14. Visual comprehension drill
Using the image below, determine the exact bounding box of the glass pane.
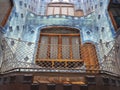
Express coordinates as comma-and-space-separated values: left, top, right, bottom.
68, 7, 74, 16
61, 7, 67, 15
62, 36, 70, 59
54, 7, 60, 15
47, 7, 54, 15
72, 36, 80, 59
50, 36, 58, 59
39, 36, 48, 59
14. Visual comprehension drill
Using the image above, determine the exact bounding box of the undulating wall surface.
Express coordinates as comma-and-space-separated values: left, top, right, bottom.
0, 0, 120, 75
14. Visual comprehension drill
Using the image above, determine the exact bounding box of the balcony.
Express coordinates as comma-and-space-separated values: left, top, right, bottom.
0, 37, 119, 77
36, 44, 83, 69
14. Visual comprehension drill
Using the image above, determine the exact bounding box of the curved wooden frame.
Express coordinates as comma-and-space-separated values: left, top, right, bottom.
81, 43, 99, 72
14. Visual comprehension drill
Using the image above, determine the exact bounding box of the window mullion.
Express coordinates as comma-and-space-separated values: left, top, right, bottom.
79, 35, 82, 59
53, 7, 55, 15
60, 5, 62, 15
67, 7, 68, 16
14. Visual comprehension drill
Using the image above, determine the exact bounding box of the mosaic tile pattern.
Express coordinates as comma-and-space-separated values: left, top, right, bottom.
0, 0, 120, 75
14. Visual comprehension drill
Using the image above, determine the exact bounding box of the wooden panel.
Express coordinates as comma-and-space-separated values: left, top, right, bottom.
33, 75, 85, 85
75, 10, 84, 17
81, 44, 90, 71
81, 43, 99, 72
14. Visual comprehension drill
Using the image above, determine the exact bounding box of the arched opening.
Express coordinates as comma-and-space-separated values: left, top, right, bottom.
81, 43, 99, 72
36, 26, 83, 69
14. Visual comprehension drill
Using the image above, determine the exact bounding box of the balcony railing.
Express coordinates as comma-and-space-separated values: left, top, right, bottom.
36, 43, 83, 69
0, 37, 120, 76
36, 59, 83, 69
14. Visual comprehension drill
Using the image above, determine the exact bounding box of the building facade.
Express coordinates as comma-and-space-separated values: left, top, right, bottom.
0, 0, 120, 90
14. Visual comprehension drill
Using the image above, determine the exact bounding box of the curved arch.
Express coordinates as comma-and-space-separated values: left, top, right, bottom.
52, 0, 70, 3
39, 25, 81, 31
81, 43, 99, 72
82, 40, 97, 45
35, 25, 82, 43
41, 26, 80, 33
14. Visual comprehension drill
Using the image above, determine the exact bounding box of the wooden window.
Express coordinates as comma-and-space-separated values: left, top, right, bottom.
46, 3, 74, 16
37, 27, 81, 60
36, 27, 99, 70
36, 27, 83, 68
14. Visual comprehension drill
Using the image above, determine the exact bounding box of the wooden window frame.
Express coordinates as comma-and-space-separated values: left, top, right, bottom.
37, 33, 80, 60
46, 3, 75, 16
36, 27, 84, 68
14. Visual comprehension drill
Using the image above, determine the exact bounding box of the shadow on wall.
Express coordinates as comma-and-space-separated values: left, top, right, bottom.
0, 0, 13, 26
108, 0, 120, 31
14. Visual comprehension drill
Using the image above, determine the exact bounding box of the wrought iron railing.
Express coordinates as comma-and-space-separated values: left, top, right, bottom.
36, 59, 83, 69
0, 37, 120, 76
36, 43, 83, 69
